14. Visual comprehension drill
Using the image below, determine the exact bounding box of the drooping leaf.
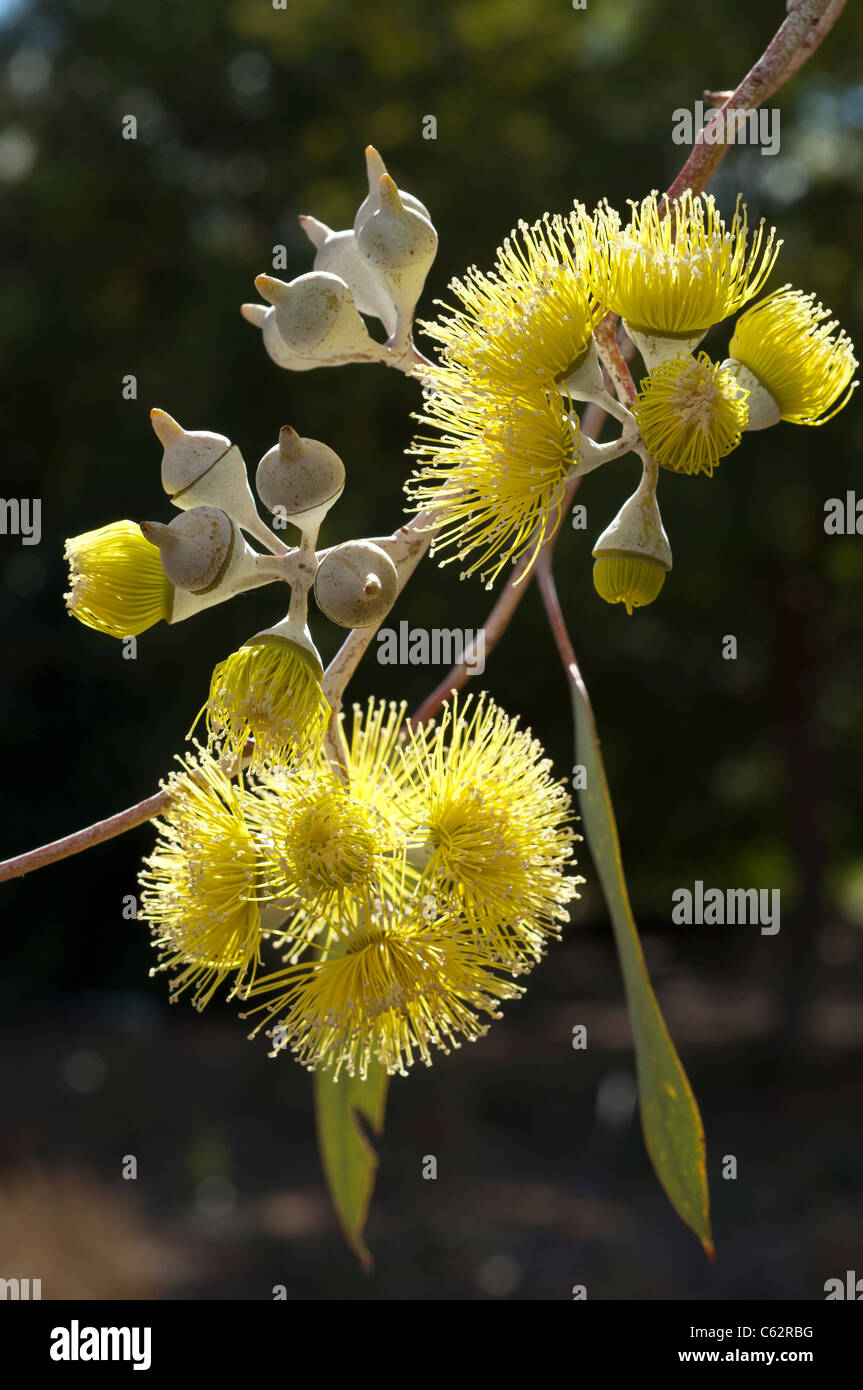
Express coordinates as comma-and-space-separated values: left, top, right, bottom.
567, 658, 713, 1256
314, 1059, 389, 1270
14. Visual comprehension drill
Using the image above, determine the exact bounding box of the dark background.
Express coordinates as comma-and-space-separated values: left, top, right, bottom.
0, 0, 861, 1299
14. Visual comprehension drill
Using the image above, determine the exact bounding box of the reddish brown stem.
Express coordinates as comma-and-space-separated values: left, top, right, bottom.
0, 791, 171, 885
667, 0, 839, 200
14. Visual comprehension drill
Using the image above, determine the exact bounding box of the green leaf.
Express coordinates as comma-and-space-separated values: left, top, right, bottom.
567, 660, 713, 1256
314, 1059, 389, 1270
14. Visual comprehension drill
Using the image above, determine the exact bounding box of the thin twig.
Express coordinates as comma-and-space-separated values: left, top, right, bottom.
0, 792, 172, 885
666, 0, 839, 200
536, 548, 577, 676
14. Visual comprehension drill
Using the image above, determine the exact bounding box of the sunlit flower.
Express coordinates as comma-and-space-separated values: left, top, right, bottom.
248, 764, 389, 912
633, 352, 749, 476
140, 749, 276, 1010
395, 694, 581, 968
334, 697, 409, 833
727, 286, 858, 425
64, 520, 172, 638
407, 384, 580, 587
205, 636, 330, 771
584, 191, 780, 336
419, 211, 601, 395
240, 867, 523, 1078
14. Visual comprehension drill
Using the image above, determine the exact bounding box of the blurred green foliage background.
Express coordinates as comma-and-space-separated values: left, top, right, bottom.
0, 0, 862, 1299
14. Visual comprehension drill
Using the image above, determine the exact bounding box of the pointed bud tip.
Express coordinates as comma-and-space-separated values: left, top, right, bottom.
139, 520, 172, 547
150, 409, 184, 445
278, 425, 305, 461
240, 302, 267, 327
254, 273, 290, 304
365, 144, 387, 185
378, 173, 403, 212
298, 214, 330, 248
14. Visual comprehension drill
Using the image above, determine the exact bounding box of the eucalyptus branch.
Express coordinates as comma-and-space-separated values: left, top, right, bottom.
536, 547, 578, 679
4, 0, 848, 886
666, 0, 839, 201
594, 315, 639, 409
0, 793, 173, 885
761, 0, 847, 100
0, 740, 256, 885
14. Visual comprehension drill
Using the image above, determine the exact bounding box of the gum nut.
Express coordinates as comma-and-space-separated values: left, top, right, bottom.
314, 540, 399, 628
356, 177, 438, 273
140, 506, 234, 592
150, 410, 231, 495
256, 427, 345, 518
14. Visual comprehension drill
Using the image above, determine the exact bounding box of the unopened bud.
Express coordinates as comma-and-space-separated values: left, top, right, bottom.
356, 174, 437, 320
241, 302, 323, 373
255, 270, 375, 360
150, 409, 271, 547
140, 507, 234, 593
353, 145, 430, 236
299, 216, 398, 336
314, 539, 399, 628
256, 427, 345, 528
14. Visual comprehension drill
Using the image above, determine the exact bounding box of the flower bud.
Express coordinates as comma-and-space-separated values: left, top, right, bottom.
591, 474, 672, 615
314, 540, 399, 628
255, 271, 376, 360
256, 426, 345, 529
140, 507, 234, 593
299, 216, 398, 336
353, 145, 430, 236
140, 508, 281, 624
356, 175, 437, 319
240, 301, 324, 373
150, 410, 273, 548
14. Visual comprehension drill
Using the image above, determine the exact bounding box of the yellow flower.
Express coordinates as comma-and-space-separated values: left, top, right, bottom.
395, 695, 581, 968
240, 868, 523, 1078
418, 211, 601, 394
728, 286, 858, 425
584, 191, 780, 336
593, 553, 666, 615
248, 764, 389, 912
139, 750, 277, 1010
64, 520, 172, 638
407, 384, 579, 588
205, 636, 330, 771
633, 352, 749, 477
